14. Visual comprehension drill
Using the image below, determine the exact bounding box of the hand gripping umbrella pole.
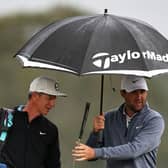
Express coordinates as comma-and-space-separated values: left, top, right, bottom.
73, 102, 90, 168
73, 79, 103, 167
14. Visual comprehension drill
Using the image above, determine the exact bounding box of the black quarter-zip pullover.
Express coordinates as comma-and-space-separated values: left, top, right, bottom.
1, 109, 61, 168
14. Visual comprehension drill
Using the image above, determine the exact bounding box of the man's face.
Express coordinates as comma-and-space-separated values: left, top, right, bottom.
35, 92, 56, 115
121, 89, 148, 113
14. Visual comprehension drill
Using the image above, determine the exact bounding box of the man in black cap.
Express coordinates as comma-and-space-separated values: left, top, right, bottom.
0, 76, 66, 168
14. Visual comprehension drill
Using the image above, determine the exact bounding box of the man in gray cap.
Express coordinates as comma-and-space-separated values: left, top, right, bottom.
0, 76, 66, 168
72, 75, 165, 168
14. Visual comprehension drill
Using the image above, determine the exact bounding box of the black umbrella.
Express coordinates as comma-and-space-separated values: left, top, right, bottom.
15, 9, 168, 114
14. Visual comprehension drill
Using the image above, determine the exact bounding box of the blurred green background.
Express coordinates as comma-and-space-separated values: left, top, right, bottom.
0, 5, 167, 168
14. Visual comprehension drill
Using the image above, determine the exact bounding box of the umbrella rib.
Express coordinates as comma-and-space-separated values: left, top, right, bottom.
79, 16, 104, 74
113, 16, 151, 71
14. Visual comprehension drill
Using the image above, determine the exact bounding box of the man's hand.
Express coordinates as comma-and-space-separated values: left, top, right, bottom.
93, 114, 105, 132
72, 142, 96, 161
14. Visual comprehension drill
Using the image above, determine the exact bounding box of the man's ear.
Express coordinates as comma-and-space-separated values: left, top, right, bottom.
31, 92, 39, 100
120, 90, 126, 98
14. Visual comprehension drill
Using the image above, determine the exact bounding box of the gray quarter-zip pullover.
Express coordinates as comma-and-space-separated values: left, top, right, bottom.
87, 104, 165, 168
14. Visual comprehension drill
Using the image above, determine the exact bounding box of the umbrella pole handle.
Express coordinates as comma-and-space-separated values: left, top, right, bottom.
78, 102, 90, 140
100, 75, 104, 115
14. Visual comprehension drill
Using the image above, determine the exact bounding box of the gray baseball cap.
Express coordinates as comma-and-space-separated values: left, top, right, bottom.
121, 76, 148, 93
29, 76, 67, 97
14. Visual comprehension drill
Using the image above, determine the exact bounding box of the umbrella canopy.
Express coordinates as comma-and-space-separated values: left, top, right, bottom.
15, 10, 168, 143
15, 10, 168, 78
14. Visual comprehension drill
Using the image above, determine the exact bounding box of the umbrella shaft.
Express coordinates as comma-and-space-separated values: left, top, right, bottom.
100, 75, 104, 115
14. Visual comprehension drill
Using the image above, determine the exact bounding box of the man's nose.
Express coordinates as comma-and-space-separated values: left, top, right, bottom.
50, 99, 56, 107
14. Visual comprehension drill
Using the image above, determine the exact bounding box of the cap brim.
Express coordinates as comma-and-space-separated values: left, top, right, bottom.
55, 92, 67, 97
30, 90, 67, 97
126, 87, 148, 93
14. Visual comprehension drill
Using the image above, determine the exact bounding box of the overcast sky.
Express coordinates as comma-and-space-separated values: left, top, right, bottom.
0, 0, 168, 38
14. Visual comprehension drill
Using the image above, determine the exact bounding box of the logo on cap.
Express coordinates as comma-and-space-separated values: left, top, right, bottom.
55, 82, 59, 91
132, 79, 139, 83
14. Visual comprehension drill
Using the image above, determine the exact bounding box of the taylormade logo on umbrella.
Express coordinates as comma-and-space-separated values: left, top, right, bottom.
92, 50, 168, 69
